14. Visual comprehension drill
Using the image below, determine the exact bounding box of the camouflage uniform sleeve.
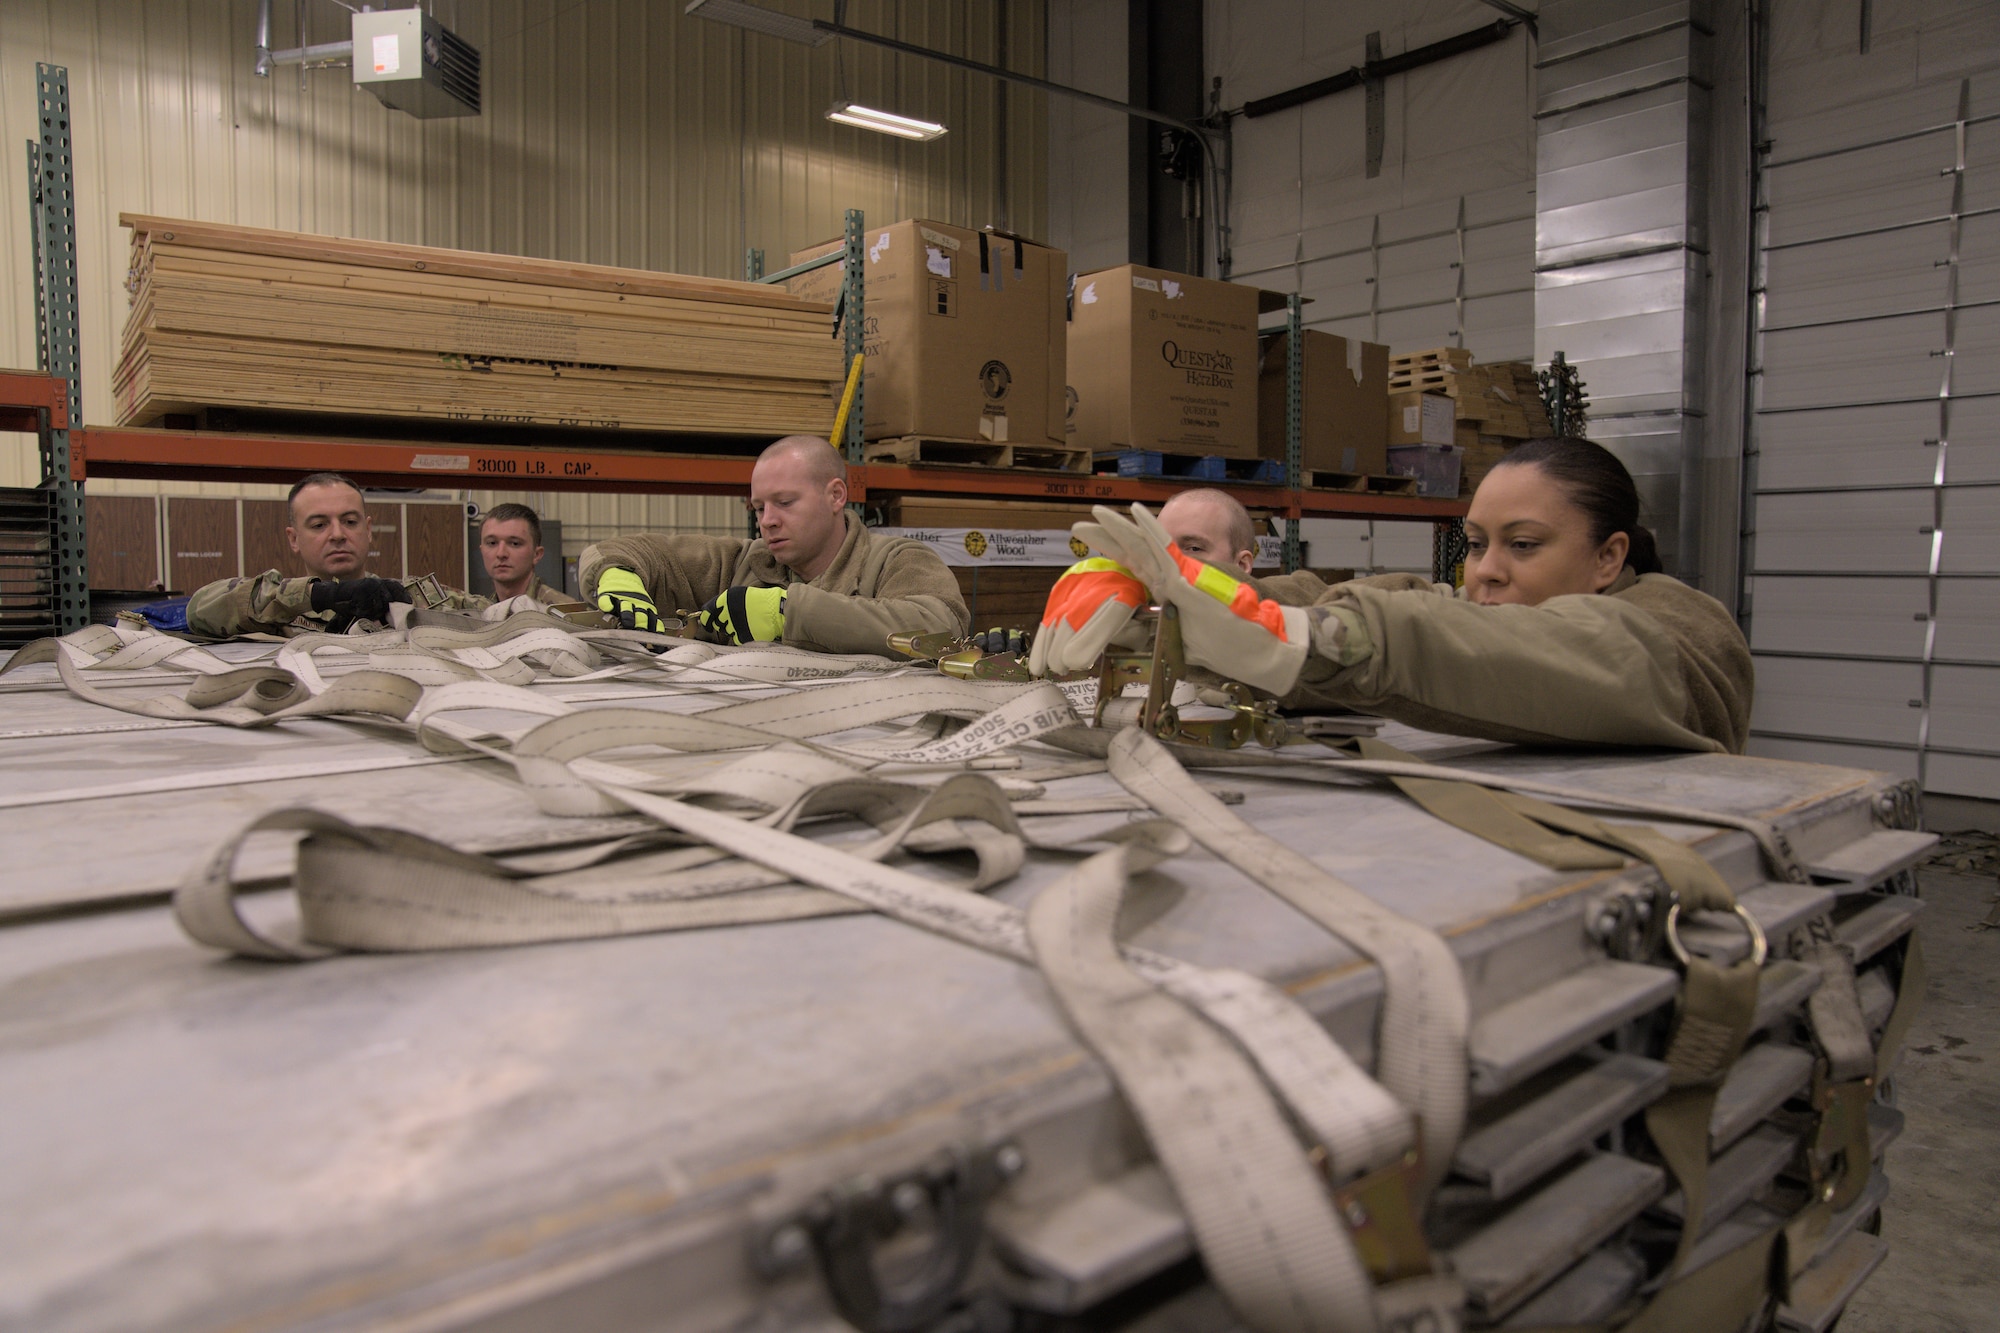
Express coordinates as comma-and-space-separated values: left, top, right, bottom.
530, 576, 569, 606
184, 571, 318, 638
432, 584, 492, 612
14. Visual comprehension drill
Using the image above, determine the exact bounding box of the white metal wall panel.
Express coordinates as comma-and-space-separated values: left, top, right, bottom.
1746, 1, 2000, 799
1746, 576, 1930, 659
1762, 224, 1952, 329
1963, 116, 2000, 214
1209, 1, 1537, 359
1755, 402, 1941, 490
1757, 313, 1948, 411
1926, 752, 2000, 799
1952, 211, 2000, 305
1376, 234, 1460, 310
1949, 302, 2000, 396
1751, 655, 1925, 748
1947, 393, 2000, 483
1762, 132, 1957, 248
1460, 291, 1534, 362
1752, 491, 1935, 574
1934, 579, 2000, 664
1747, 735, 1920, 783
1931, 665, 2000, 756
1938, 486, 2000, 574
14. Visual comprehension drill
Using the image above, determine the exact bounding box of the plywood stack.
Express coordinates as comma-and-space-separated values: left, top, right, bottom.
114, 215, 842, 437
1390, 349, 1555, 494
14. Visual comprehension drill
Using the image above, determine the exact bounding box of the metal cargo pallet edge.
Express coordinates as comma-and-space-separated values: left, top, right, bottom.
0, 636, 1930, 1333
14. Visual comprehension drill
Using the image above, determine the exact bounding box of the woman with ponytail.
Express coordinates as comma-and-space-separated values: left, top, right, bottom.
1065, 437, 1753, 753
1274, 435, 1752, 751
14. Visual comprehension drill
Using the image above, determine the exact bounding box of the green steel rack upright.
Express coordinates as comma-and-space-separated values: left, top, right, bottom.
28, 62, 86, 632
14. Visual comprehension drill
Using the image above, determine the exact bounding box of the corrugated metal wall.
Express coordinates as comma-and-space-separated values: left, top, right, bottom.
0, 0, 1047, 553
1210, 0, 1538, 360
1207, 0, 1536, 577
1742, 0, 2000, 800
1533, 1, 1712, 584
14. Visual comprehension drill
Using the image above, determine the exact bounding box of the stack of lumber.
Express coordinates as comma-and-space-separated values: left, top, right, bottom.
114, 215, 842, 436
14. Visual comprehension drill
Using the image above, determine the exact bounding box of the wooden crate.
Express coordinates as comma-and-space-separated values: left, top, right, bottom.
864, 436, 1092, 473
1302, 470, 1422, 497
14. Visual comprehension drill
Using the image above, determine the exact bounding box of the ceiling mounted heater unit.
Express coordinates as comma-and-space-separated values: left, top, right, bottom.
351, 7, 481, 119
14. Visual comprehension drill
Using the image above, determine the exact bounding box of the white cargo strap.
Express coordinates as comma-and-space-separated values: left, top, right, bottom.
1027, 836, 1378, 1333
1108, 730, 1467, 1192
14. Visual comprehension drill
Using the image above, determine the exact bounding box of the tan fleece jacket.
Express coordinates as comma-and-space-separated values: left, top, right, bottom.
579, 511, 968, 656
1279, 567, 1754, 753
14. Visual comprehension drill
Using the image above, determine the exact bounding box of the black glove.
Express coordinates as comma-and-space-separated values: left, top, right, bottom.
970, 625, 1029, 656
310, 577, 413, 628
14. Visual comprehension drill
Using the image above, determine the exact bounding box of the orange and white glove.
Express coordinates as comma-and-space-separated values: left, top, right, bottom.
1027, 557, 1150, 677
1087, 503, 1314, 695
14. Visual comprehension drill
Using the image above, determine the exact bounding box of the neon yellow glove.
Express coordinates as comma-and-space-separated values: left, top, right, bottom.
593, 566, 668, 632
1027, 557, 1150, 677
696, 585, 787, 644
1088, 503, 1315, 695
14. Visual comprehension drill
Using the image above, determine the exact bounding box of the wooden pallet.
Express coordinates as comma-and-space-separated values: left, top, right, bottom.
1389, 346, 1473, 374
1302, 470, 1421, 497
864, 436, 1093, 473
1093, 450, 1286, 484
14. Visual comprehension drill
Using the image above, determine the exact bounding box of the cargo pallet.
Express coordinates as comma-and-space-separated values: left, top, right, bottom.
1093, 449, 1287, 484
1303, 469, 1421, 497
863, 434, 1093, 474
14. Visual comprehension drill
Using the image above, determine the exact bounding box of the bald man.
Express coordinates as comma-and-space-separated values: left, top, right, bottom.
1030, 487, 1335, 676
579, 436, 968, 654
1158, 489, 1258, 577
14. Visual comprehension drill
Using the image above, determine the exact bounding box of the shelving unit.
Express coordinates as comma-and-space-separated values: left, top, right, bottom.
9, 125, 1466, 583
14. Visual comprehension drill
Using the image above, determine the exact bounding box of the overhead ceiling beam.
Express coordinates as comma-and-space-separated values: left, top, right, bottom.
1240, 18, 1519, 119
1476, 0, 1540, 28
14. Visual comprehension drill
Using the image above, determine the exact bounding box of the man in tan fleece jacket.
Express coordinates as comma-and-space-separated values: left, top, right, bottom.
580, 437, 968, 656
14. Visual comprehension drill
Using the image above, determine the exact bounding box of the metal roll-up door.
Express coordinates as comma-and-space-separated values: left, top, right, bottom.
1744, 65, 2000, 798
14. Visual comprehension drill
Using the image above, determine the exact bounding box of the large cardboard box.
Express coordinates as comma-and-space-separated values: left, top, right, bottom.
1066, 265, 1263, 459
785, 221, 1067, 447
1256, 331, 1388, 475
1389, 390, 1456, 445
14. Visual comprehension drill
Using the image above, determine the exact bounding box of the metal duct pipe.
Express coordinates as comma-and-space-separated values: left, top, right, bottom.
255, 0, 352, 76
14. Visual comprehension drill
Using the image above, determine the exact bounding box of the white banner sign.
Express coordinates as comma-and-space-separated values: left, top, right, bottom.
876, 527, 1287, 569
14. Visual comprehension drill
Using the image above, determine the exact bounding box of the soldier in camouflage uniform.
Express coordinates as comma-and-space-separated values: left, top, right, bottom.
185, 472, 487, 638
478, 502, 569, 607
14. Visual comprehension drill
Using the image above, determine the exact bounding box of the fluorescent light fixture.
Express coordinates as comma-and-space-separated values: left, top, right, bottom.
684, 0, 829, 47
826, 100, 947, 141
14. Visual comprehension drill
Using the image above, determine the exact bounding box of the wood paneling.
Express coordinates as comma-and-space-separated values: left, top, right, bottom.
242, 498, 401, 578
365, 504, 403, 581
405, 504, 467, 591
240, 500, 307, 580
954, 566, 1064, 633
163, 497, 238, 594
85, 495, 160, 590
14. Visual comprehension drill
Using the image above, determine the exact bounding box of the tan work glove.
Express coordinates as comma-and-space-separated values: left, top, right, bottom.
1026, 556, 1151, 677
1087, 503, 1317, 696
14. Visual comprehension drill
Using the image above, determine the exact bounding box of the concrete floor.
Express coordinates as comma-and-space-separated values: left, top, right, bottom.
1841, 865, 2000, 1333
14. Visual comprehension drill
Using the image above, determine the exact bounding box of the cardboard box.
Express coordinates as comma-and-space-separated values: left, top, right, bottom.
1256, 331, 1389, 475
1388, 443, 1463, 498
1389, 391, 1456, 445
785, 221, 1067, 447
1066, 265, 1264, 459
